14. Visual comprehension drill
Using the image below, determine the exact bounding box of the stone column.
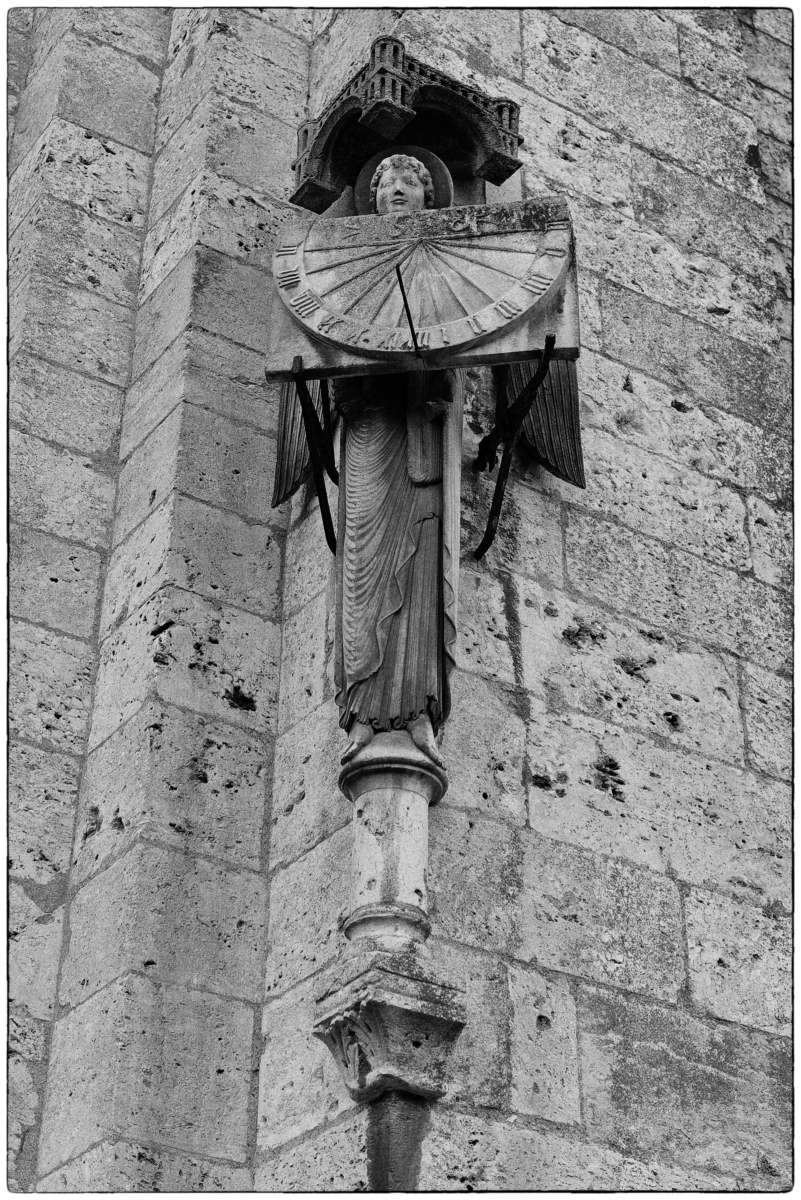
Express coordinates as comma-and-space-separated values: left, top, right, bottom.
340, 731, 446, 949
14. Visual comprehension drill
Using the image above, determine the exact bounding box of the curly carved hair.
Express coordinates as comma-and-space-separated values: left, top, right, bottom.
369, 154, 435, 212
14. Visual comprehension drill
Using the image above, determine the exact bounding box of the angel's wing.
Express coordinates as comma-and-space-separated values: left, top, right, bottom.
271, 377, 325, 508
510, 358, 585, 489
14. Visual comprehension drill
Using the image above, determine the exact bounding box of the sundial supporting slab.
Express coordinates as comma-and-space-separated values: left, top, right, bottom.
264, 196, 580, 379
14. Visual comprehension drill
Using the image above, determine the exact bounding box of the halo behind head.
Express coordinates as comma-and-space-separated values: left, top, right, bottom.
355, 146, 454, 215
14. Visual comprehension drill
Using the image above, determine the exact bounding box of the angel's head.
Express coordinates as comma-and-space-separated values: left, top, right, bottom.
370, 154, 435, 214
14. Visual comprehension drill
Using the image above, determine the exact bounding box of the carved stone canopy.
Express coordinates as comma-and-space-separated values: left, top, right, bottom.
291, 36, 524, 212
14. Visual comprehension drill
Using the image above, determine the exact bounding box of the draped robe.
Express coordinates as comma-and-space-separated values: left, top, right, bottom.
334, 370, 463, 734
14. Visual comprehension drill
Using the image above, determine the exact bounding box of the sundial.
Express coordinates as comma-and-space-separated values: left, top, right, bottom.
264, 196, 579, 377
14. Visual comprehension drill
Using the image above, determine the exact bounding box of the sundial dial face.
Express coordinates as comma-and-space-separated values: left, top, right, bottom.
272, 199, 573, 360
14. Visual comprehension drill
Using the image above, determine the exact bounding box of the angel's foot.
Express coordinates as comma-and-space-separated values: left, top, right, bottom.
407, 714, 445, 768
341, 721, 374, 764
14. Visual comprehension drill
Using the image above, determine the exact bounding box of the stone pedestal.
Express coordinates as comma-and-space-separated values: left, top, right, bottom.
339, 730, 446, 951
311, 733, 463, 1103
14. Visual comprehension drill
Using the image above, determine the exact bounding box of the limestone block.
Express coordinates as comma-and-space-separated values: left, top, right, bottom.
39, 1140, 253, 1192
255, 1109, 369, 1192
424, 938, 508, 1107
578, 982, 791, 1186
748, 9, 792, 44
518, 579, 745, 764
115, 403, 277, 546
428, 808, 521, 954
265, 826, 351, 996
8, 8, 34, 33
742, 662, 791, 781
685, 888, 790, 1034
130, 254, 194, 382
9, 620, 94, 753
12, 273, 133, 388
504, 481, 564, 587
416, 1108, 504, 1190
740, 23, 792, 96
9, 1054, 41, 1191
9, 118, 150, 234
9, 742, 78, 886
141, 168, 297, 301
89, 587, 280, 748
508, 964, 580, 1123
8, 25, 33, 121
10, 195, 140, 308
748, 495, 791, 591
283, 508, 335, 620
9, 882, 63, 1020
10, 352, 122, 460
270, 698, 349, 871
102, 494, 283, 635
10, 1005, 47, 1062
417, 1109, 711, 1190
630, 148, 787, 287
258, 981, 354, 1152
526, 708, 790, 906
756, 132, 791, 204
519, 831, 684, 1001
392, 10, 523, 96
677, 24, 752, 111
11, 31, 160, 170
309, 10, 405, 115
439, 670, 527, 825
750, 78, 792, 143
10, 525, 101, 640
122, 331, 279, 457
38, 975, 255, 1173
11, 431, 114, 548
61, 841, 266, 1006
74, 698, 267, 882
557, 9, 680, 72
193, 246, 275, 353
522, 12, 761, 201
455, 569, 516, 686
148, 90, 297, 225
566, 510, 792, 674
666, 9, 743, 50
245, 6, 312, 39
519, 107, 633, 218
568, 425, 750, 573
600, 280, 790, 435
576, 347, 792, 506
31, 8, 170, 76
157, 10, 307, 152
278, 592, 330, 734
572, 195, 780, 349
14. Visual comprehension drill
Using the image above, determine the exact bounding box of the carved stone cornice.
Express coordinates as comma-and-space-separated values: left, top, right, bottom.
291, 36, 524, 211
313, 949, 466, 1102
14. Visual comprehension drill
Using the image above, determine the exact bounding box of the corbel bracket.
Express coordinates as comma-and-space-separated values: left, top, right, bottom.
313, 953, 466, 1103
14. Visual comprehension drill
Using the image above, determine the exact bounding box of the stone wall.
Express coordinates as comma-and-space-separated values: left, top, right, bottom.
9, 7, 791, 1192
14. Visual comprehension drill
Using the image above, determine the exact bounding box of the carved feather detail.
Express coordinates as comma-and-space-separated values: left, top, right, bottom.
272, 376, 327, 508
513, 358, 585, 489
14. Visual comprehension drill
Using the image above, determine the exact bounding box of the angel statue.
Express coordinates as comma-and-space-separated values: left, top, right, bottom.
334, 153, 462, 767
270, 149, 585, 770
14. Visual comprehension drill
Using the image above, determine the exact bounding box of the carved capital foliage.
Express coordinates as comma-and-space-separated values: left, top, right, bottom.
313, 952, 466, 1103
291, 36, 523, 211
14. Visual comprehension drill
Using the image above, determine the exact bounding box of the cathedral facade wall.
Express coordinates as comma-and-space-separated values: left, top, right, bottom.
8, 7, 791, 1191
